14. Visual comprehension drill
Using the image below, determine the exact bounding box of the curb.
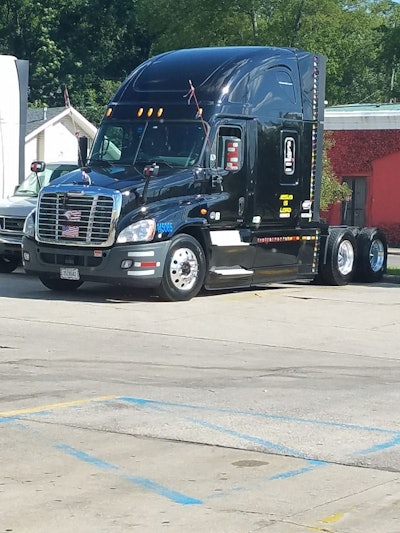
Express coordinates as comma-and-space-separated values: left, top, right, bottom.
383, 274, 400, 284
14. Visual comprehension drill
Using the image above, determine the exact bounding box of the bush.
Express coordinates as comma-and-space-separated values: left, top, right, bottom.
377, 223, 400, 247
320, 134, 352, 212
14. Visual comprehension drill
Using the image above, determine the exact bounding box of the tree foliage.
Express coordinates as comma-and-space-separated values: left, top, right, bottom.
320, 135, 352, 212
0, 0, 398, 211
1, 0, 399, 122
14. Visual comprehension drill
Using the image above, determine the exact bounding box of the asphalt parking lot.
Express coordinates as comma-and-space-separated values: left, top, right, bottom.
1, 265, 400, 533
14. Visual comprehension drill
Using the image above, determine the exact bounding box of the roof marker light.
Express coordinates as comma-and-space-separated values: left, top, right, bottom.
157, 108, 164, 117
147, 108, 154, 117
106, 108, 113, 117
137, 108, 144, 117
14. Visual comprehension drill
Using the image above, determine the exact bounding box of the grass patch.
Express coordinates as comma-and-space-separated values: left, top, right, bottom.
387, 267, 400, 275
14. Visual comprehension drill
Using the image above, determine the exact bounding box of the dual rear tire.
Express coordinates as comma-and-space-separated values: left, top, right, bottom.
355, 228, 387, 282
318, 227, 387, 286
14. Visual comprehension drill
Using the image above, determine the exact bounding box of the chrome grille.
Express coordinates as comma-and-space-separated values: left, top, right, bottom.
0, 216, 25, 234
37, 188, 120, 247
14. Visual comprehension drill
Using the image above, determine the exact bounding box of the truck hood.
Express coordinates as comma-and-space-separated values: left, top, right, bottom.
0, 194, 37, 217
46, 165, 195, 206
51, 165, 175, 191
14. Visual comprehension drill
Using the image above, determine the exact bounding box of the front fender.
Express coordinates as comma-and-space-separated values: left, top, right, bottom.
117, 195, 212, 241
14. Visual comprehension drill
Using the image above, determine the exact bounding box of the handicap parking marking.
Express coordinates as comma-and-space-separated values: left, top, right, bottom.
3, 394, 400, 508
119, 396, 400, 463
3, 396, 400, 465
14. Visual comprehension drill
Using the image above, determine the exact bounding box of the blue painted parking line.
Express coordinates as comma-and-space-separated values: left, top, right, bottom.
119, 396, 400, 462
356, 434, 400, 455
120, 398, 332, 480
55, 444, 203, 505
187, 417, 302, 457
120, 400, 332, 481
119, 397, 398, 435
2, 413, 203, 506
0, 417, 18, 424
268, 460, 326, 480
3, 394, 400, 499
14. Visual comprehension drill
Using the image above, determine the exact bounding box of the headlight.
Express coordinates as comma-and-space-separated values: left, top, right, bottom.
116, 219, 156, 244
23, 209, 36, 238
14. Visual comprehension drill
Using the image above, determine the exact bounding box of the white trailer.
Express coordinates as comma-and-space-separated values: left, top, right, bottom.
0, 55, 29, 199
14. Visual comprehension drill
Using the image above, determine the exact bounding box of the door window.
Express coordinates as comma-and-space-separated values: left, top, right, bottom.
213, 126, 243, 171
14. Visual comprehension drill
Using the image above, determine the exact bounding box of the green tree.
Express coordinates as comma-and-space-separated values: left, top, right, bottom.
0, 0, 159, 124
0, 0, 64, 106
1, 0, 398, 122
377, 0, 400, 101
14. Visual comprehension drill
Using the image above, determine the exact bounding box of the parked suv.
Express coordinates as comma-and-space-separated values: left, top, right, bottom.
0, 161, 78, 272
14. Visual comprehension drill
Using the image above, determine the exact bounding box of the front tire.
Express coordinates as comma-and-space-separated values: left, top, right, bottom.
38, 274, 83, 292
0, 256, 19, 273
355, 228, 387, 282
319, 228, 357, 286
156, 234, 206, 302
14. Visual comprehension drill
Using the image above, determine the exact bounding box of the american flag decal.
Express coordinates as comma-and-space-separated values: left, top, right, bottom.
61, 225, 79, 238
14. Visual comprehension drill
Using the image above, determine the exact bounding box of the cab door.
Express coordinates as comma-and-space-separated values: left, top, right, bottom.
208, 120, 253, 228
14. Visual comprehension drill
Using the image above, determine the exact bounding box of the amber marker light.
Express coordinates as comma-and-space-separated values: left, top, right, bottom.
157, 108, 164, 117
137, 108, 144, 117
147, 108, 154, 117
105, 108, 113, 117
200, 208, 207, 215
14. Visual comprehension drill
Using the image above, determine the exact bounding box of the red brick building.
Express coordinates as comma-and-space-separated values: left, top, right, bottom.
324, 104, 400, 244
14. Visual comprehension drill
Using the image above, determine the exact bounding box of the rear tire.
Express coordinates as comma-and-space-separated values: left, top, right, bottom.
156, 234, 206, 302
319, 228, 357, 286
39, 274, 83, 292
355, 228, 387, 282
0, 256, 19, 273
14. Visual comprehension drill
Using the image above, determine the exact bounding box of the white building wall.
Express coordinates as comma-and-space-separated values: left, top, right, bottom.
24, 138, 37, 176
325, 108, 400, 130
0, 56, 21, 198
43, 121, 79, 163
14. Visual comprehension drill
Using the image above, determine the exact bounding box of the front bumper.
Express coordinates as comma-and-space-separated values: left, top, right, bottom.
0, 234, 23, 258
22, 237, 170, 288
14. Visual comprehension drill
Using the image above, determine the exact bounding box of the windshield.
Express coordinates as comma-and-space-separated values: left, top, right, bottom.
89, 121, 206, 169
15, 164, 77, 196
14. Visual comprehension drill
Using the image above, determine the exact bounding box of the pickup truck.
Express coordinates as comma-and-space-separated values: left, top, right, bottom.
0, 161, 77, 272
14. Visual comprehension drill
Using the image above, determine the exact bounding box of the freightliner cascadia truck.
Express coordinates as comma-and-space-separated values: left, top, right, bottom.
22, 47, 387, 301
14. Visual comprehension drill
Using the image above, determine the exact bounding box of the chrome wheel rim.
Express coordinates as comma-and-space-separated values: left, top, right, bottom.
169, 247, 199, 291
369, 239, 385, 272
337, 240, 354, 276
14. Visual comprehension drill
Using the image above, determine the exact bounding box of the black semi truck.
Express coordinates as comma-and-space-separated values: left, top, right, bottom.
22, 46, 387, 301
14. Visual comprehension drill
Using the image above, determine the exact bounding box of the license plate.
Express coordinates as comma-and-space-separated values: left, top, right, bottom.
60, 267, 80, 281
